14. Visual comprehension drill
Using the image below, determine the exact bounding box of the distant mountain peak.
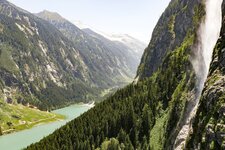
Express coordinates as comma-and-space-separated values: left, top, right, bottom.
36, 10, 66, 22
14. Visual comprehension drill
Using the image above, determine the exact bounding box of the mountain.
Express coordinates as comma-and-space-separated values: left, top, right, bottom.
0, 0, 144, 113
36, 10, 144, 87
27, 0, 219, 150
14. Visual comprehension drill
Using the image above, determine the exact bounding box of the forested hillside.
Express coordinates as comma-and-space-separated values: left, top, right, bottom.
26, 0, 211, 149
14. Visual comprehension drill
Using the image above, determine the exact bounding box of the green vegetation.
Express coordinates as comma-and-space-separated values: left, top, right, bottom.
0, 99, 64, 134
187, 72, 225, 149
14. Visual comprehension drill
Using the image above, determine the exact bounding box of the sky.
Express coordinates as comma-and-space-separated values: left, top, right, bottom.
8, 0, 170, 43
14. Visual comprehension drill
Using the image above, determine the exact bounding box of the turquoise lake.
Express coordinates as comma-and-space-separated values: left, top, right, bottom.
0, 104, 90, 150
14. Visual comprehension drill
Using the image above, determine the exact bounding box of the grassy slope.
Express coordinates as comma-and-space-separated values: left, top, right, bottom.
0, 99, 64, 135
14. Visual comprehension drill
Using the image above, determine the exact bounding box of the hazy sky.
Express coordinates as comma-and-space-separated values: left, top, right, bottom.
8, 0, 170, 43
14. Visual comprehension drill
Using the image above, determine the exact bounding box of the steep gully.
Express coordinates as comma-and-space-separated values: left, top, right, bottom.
174, 0, 223, 149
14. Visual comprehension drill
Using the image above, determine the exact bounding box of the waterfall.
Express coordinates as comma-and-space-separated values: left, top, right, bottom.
174, 0, 222, 149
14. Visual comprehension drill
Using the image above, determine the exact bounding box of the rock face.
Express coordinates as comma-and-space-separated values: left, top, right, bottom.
0, 0, 143, 110
187, 2, 225, 149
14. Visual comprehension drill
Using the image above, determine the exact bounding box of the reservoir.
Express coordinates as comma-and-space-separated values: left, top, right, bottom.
0, 104, 91, 150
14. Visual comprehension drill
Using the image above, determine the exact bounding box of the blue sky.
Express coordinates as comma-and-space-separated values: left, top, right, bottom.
8, 0, 170, 43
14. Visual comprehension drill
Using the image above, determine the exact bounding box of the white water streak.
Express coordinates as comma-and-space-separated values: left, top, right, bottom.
174, 0, 222, 149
